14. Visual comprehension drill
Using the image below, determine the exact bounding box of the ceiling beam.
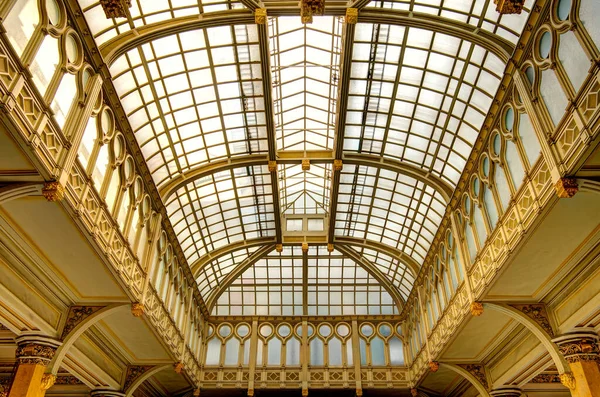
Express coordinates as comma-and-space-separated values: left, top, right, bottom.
336, 244, 405, 311
159, 151, 454, 202
99, 8, 513, 67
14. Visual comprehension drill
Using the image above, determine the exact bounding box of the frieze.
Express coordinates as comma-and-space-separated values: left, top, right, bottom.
555, 334, 600, 363
15, 343, 57, 365
530, 373, 561, 383
61, 306, 104, 339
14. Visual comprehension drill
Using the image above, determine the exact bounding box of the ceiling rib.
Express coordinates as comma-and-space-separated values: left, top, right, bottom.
158, 152, 453, 203
99, 9, 513, 68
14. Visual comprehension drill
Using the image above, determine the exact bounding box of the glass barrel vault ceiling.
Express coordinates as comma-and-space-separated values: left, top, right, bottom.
82, 0, 534, 316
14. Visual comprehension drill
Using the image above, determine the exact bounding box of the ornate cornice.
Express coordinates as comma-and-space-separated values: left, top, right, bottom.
61, 306, 104, 339
553, 330, 600, 363
458, 364, 489, 390
508, 304, 554, 336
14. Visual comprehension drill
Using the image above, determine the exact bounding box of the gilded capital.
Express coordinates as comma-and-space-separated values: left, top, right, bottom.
255, 8, 267, 24
333, 159, 343, 171
302, 159, 310, 171
345, 8, 358, 24
15, 342, 57, 365
553, 331, 599, 363
42, 181, 65, 202
300, 0, 324, 24
302, 242, 309, 253
470, 301, 484, 316
131, 302, 144, 317
268, 160, 277, 172
276, 243, 283, 253
559, 372, 576, 390
493, 0, 525, 14
554, 177, 578, 198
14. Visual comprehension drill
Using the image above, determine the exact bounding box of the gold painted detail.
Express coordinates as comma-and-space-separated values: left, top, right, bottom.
345, 8, 358, 24
410, 389, 418, 397
268, 160, 277, 172
300, 0, 324, 24
61, 306, 104, 339
327, 243, 334, 252
40, 374, 56, 391
493, 0, 525, 14
54, 376, 84, 385
276, 244, 283, 253
554, 177, 578, 198
333, 159, 343, 171
194, 389, 201, 397
247, 389, 253, 397
302, 159, 310, 171
428, 361, 439, 372
174, 362, 184, 374
42, 182, 64, 202
509, 304, 554, 336
131, 303, 144, 317
302, 242, 309, 252
489, 388, 522, 397
458, 364, 488, 389
356, 388, 363, 396
530, 373, 561, 383
301, 389, 309, 397
123, 366, 153, 391
559, 372, 576, 390
99, 0, 132, 18
555, 335, 600, 363
470, 301, 484, 316
15, 343, 57, 365
255, 8, 267, 24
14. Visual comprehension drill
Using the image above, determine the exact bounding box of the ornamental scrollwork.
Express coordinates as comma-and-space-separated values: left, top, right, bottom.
61, 306, 104, 339
15, 343, 57, 365
123, 366, 153, 391
458, 364, 489, 390
556, 336, 600, 363
509, 304, 554, 336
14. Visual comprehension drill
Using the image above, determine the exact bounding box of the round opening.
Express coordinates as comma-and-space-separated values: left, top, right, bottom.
539, 31, 552, 59
557, 0, 571, 21
46, 0, 61, 26
278, 324, 291, 337
319, 324, 331, 337
237, 324, 250, 337
525, 66, 535, 85
379, 324, 392, 337
361, 324, 373, 337
337, 324, 350, 337
260, 325, 272, 338
65, 35, 79, 64
101, 109, 114, 135
504, 107, 514, 132
219, 324, 231, 338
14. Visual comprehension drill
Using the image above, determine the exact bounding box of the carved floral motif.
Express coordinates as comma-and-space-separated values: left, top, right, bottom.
15, 343, 57, 365
530, 373, 561, 383
458, 364, 488, 389
428, 361, 439, 372
123, 366, 153, 391
493, 0, 525, 14
131, 303, 144, 317
255, 8, 267, 24
554, 177, 578, 198
470, 302, 484, 316
559, 373, 576, 390
300, 0, 324, 24
62, 306, 104, 339
556, 336, 600, 363
345, 8, 358, 24
42, 182, 64, 202
509, 304, 554, 336
99, 0, 132, 18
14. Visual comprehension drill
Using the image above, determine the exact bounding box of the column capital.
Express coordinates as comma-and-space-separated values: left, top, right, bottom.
490, 388, 522, 397
553, 329, 599, 363
42, 181, 65, 202
15, 333, 61, 365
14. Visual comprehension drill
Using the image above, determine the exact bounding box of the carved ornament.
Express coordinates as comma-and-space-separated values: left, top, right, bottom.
302, 242, 309, 253
554, 177, 578, 198
490, 388, 522, 397
530, 373, 561, 383
276, 244, 283, 253
356, 388, 362, 397
559, 373, 576, 390
40, 374, 56, 391
428, 361, 439, 372
300, 0, 324, 24
123, 366, 153, 391
302, 388, 309, 396
555, 334, 600, 363
42, 182, 64, 202
410, 389, 418, 397
247, 388, 253, 397
268, 160, 277, 172
62, 306, 104, 339
302, 159, 310, 171
458, 364, 488, 389
54, 376, 84, 385
345, 8, 358, 24
194, 389, 200, 397
509, 304, 554, 336
255, 8, 267, 24
333, 159, 343, 171
131, 303, 144, 317
15, 343, 57, 365
493, 0, 525, 14
99, 0, 132, 18
470, 301, 484, 316
174, 362, 184, 374
327, 243, 334, 252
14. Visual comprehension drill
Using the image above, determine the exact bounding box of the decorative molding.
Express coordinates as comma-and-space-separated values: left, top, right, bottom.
301, 159, 310, 171
255, 8, 267, 24
40, 374, 56, 391
470, 302, 484, 316
173, 362, 184, 374
333, 159, 343, 171
61, 306, 104, 339
458, 364, 488, 390
530, 373, 561, 383
276, 244, 283, 253
54, 375, 84, 385
0, 324, 8, 331
554, 177, 578, 198
131, 303, 144, 317
553, 331, 600, 363
302, 242, 309, 253
345, 8, 358, 24
508, 304, 554, 336
493, 0, 525, 14
15, 341, 58, 365
428, 361, 439, 372
99, 0, 132, 18
490, 388, 521, 397
559, 373, 576, 390
123, 366, 153, 391
327, 243, 334, 252
268, 160, 277, 172
42, 181, 65, 202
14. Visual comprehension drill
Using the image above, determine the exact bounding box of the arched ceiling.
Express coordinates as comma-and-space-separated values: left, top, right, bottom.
76, 0, 534, 316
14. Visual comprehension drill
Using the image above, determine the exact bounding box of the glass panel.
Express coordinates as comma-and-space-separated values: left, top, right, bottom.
329, 337, 342, 366
30, 36, 60, 96
539, 31, 552, 59
4, 0, 40, 57
286, 337, 301, 365
206, 338, 221, 365
580, 0, 600, 48
287, 218, 303, 231
371, 336, 386, 366
540, 69, 568, 126
267, 337, 282, 365
389, 337, 404, 365
557, 0, 571, 20
517, 112, 541, 166
310, 338, 324, 365
558, 31, 589, 92
224, 338, 240, 365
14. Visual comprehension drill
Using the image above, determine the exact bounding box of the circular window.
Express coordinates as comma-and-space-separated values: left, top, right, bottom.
396, 324, 402, 335
124, 157, 134, 180
319, 324, 332, 337
379, 324, 392, 337
472, 177, 480, 196
525, 66, 535, 85
237, 324, 250, 338
278, 324, 291, 337
361, 324, 373, 337
113, 135, 126, 162
493, 133, 502, 156
336, 323, 350, 337
219, 324, 231, 338
539, 31, 552, 59
307, 324, 314, 337
504, 107, 514, 132
259, 324, 272, 338
101, 109, 114, 135
65, 35, 79, 64
557, 0, 571, 21
46, 0, 61, 26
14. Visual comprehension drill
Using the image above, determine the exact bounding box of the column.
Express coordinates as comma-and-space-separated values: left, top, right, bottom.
490, 388, 522, 397
8, 333, 61, 397
553, 329, 600, 397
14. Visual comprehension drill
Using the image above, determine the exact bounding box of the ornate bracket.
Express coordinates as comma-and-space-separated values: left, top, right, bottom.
42, 182, 65, 202
470, 302, 484, 316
